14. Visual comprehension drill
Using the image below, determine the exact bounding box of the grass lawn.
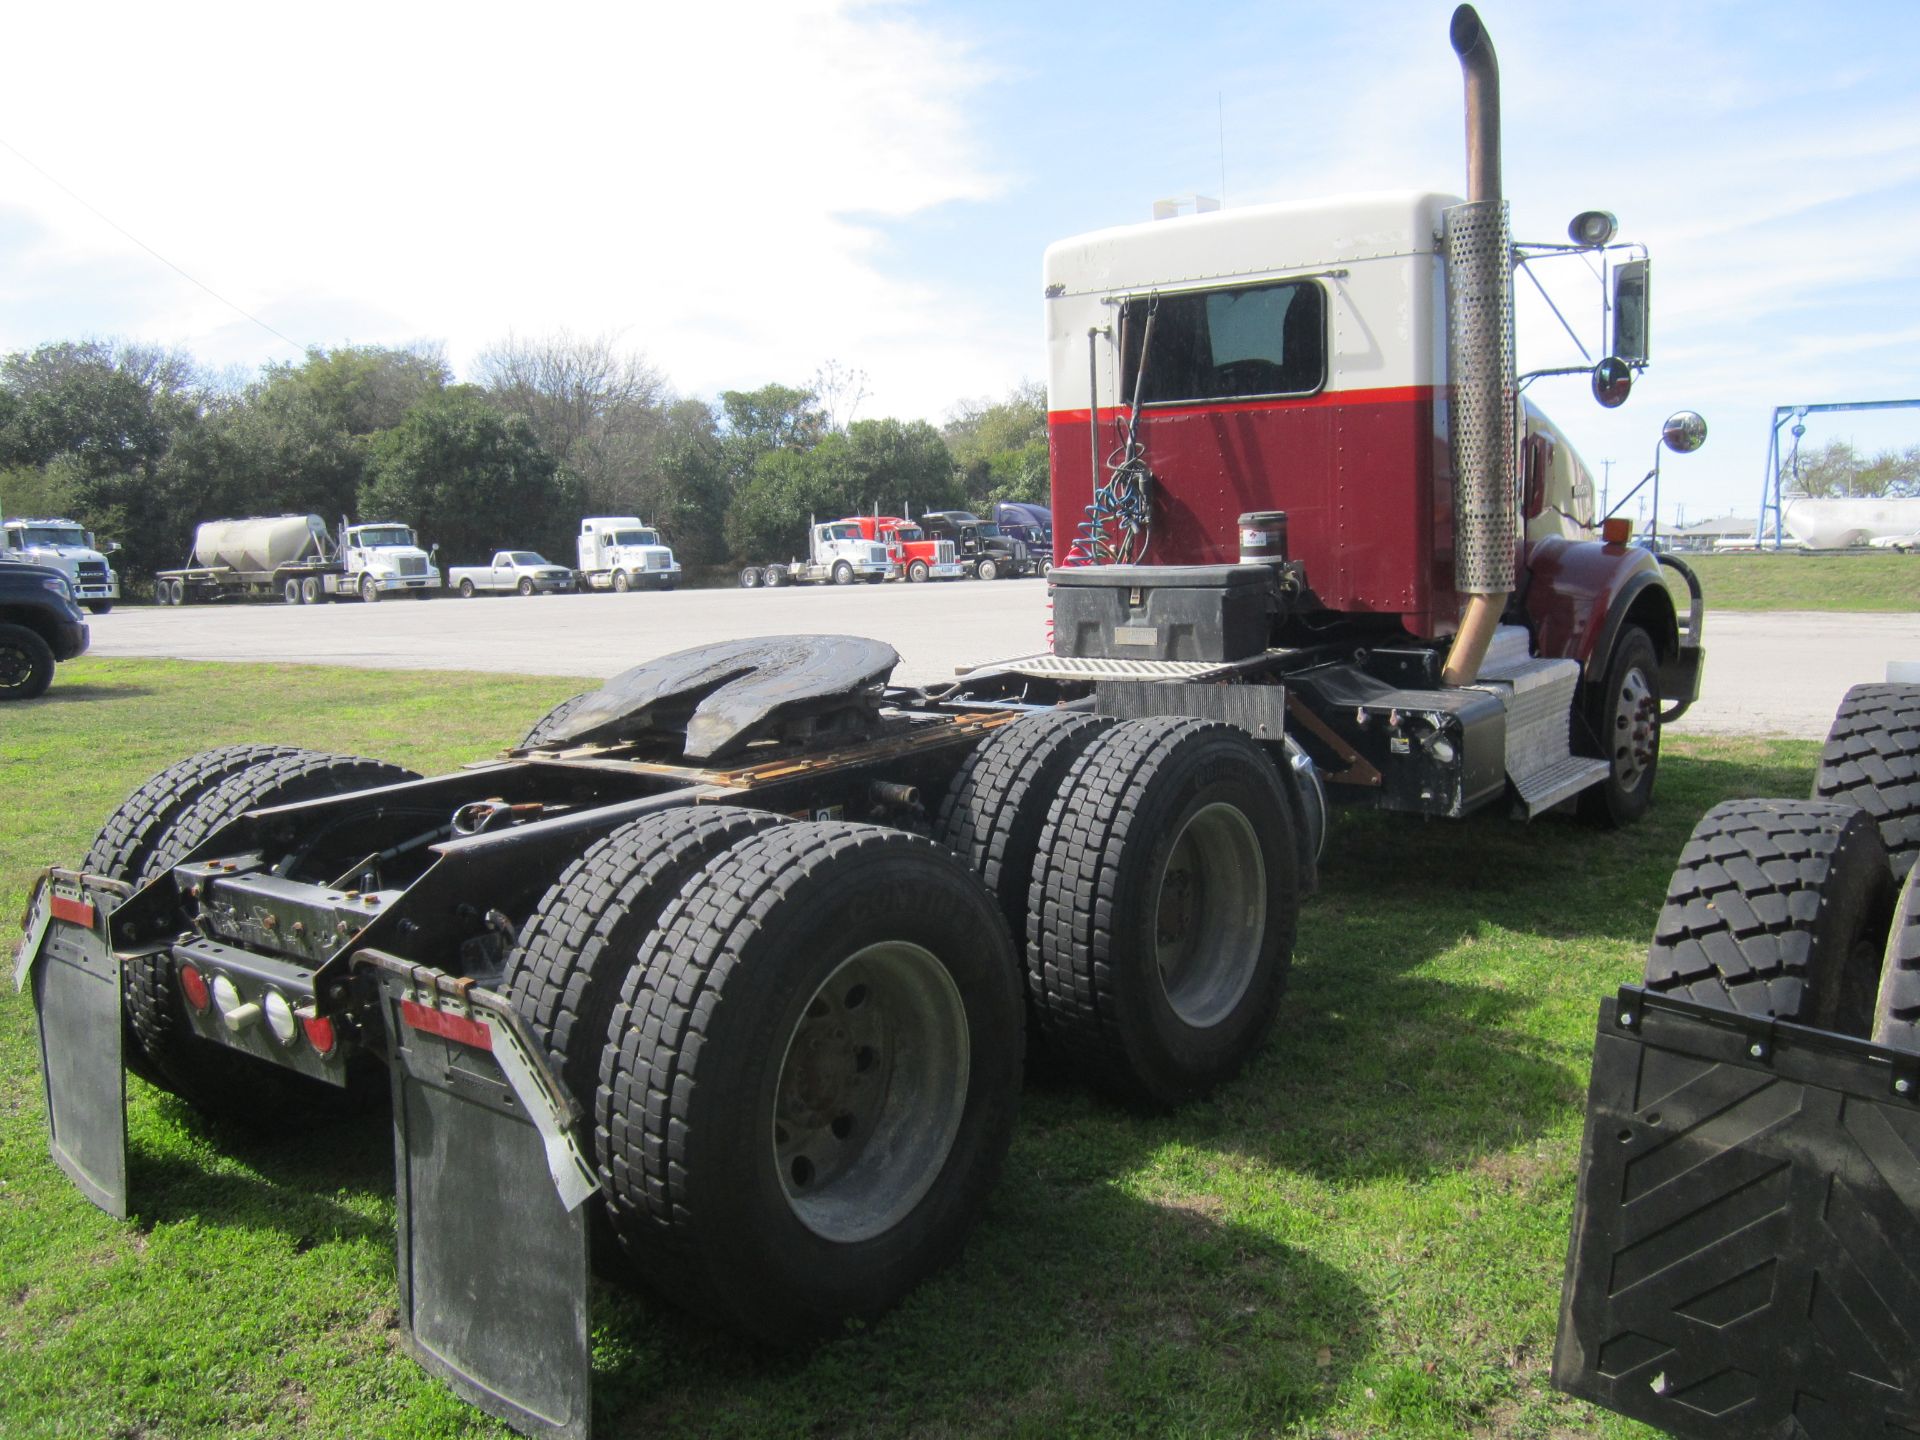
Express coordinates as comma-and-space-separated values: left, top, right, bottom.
1668, 549, 1920, 611
0, 657, 1817, 1439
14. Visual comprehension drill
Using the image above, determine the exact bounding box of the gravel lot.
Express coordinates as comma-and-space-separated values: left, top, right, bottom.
79, 582, 1920, 740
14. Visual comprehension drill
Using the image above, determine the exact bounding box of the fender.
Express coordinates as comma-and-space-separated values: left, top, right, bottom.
1520, 536, 1677, 680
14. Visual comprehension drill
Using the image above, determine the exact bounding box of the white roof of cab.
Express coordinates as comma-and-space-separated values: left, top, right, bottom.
1043, 190, 1461, 298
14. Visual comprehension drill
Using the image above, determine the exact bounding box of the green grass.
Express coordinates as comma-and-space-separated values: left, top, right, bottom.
1668, 549, 1920, 611
0, 658, 1816, 1439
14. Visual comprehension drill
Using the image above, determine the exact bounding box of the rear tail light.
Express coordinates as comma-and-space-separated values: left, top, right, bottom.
300, 1010, 339, 1058
179, 962, 211, 1013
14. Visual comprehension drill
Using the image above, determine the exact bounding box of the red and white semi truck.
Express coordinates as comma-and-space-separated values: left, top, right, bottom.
18, 9, 1706, 1435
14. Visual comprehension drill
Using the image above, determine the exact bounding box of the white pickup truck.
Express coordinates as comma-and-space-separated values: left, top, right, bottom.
447, 551, 577, 598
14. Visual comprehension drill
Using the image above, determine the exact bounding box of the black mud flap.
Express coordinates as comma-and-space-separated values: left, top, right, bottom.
15, 870, 131, 1219
1555, 987, 1920, 1439
362, 951, 598, 1440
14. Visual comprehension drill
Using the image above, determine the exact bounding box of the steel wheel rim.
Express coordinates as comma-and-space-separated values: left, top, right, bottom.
1153, 801, 1267, 1028
1609, 665, 1658, 791
772, 941, 969, 1243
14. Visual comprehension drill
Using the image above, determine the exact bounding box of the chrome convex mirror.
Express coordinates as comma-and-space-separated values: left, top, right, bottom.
1662, 410, 1707, 453
1591, 357, 1633, 408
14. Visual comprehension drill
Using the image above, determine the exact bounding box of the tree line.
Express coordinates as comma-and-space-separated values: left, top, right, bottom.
0, 336, 1049, 584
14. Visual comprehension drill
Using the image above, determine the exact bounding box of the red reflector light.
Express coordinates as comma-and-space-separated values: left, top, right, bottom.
1602, 516, 1632, 546
50, 895, 95, 927
178, 963, 211, 1014
300, 1012, 339, 1057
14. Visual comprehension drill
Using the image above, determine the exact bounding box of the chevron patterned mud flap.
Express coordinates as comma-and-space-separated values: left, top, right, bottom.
1554, 989, 1920, 1439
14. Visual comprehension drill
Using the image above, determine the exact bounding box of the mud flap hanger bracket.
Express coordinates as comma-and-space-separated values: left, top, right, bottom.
1615, 984, 1920, 1100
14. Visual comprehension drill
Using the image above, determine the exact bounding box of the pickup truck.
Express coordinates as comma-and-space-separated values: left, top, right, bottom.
448, 551, 577, 598
0, 560, 91, 700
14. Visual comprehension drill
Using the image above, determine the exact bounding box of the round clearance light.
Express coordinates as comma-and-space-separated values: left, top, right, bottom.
300, 1011, 339, 1058
210, 974, 242, 1016
179, 963, 212, 1014
263, 990, 299, 1047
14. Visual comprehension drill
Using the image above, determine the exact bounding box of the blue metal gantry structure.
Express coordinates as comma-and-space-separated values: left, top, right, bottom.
1759, 398, 1920, 548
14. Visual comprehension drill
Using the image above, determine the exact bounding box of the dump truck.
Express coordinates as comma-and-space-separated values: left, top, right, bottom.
152, 514, 441, 604
1, 516, 121, 613
1554, 681, 1920, 1438
19, 9, 1707, 1437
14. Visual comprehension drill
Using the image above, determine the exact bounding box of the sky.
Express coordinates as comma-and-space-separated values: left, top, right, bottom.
2, 0, 1917, 528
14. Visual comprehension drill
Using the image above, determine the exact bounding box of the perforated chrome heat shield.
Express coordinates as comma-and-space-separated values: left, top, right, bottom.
1444, 198, 1517, 596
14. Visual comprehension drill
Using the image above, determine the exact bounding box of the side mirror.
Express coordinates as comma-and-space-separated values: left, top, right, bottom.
1661, 411, 1708, 454
106, 540, 122, 554
1611, 258, 1650, 366
1591, 357, 1633, 409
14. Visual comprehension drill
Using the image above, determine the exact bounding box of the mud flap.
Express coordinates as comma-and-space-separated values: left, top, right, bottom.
1555, 988, 1920, 1439
15, 871, 129, 1219
362, 951, 598, 1440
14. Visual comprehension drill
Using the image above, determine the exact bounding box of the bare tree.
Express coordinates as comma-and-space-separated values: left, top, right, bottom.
475, 330, 671, 512
809, 359, 870, 433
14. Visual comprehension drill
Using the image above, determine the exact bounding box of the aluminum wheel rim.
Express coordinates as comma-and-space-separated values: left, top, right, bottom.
1609, 665, 1658, 791
1153, 801, 1267, 1028
773, 941, 969, 1243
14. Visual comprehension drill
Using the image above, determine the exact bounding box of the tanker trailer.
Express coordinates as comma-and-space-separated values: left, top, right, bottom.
153, 515, 439, 605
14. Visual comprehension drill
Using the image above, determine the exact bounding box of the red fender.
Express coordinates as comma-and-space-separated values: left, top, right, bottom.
1521, 536, 1678, 678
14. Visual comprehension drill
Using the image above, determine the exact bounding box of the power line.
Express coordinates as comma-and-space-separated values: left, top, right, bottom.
0, 134, 307, 356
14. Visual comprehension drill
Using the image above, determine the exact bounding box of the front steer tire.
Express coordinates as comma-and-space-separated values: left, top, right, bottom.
1642, 798, 1891, 1034
1027, 717, 1299, 1107
1578, 624, 1661, 828
1813, 682, 1920, 880
593, 822, 1023, 1344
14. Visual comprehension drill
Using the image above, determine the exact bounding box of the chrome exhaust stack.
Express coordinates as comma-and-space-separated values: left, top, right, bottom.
1439, 4, 1518, 688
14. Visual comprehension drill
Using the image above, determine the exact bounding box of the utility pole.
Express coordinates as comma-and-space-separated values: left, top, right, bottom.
1600, 459, 1615, 518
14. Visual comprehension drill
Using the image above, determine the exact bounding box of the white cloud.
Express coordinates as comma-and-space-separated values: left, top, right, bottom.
0, 0, 1009, 413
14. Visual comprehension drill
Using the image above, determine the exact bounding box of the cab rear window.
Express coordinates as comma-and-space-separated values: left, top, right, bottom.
1120, 280, 1325, 405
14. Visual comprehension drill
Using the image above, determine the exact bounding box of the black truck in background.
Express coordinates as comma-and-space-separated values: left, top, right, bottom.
916, 510, 1033, 580
0, 560, 91, 700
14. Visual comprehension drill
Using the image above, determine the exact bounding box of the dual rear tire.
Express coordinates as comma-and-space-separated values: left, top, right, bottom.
502, 812, 1024, 1343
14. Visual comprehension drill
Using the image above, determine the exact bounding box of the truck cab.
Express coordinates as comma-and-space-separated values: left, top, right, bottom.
810, 522, 895, 582
577, 517, 680, 592
916, 511, 1030, 580
1, 518, 120, 614
340, 523, 440, 598
840, 516, 964, 582
991, 502, 1053, 567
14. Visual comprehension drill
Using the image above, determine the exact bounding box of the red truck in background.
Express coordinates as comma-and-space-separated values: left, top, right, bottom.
840, 515, 965, 582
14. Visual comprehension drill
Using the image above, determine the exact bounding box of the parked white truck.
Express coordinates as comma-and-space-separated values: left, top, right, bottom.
739, 520, 899, 587
576, 517, 680, 592
153, 515, 441, 605
1, 518, 120, 613
448, 551, 577, 598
